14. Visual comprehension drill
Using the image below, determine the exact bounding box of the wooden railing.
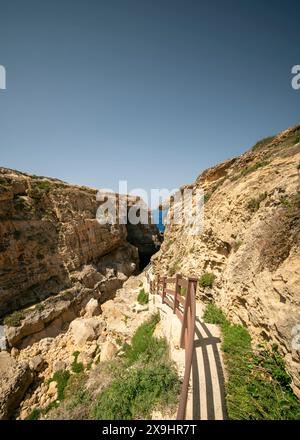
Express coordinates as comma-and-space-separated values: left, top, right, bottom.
147, 273, 197, 420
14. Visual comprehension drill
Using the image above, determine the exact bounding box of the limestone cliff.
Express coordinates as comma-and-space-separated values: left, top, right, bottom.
151, 124, 300, 396
0, 168, 160, 347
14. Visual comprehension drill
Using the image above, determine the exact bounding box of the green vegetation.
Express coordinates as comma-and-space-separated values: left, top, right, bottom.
199, 272, 215, 288
240, 161, 269, 178
297, 162, 300, 170
71, 351, 84, 374
231, 161, 269, 182
26, 408, 42, 420
137, 288, 149, 305
91, 313, 179, 419
204, 192, 212, 203
203, 303, 227, 325
293, 130, 300, 145
180, 287, 187, 297
124, 313, 164, 365
35, 314, 179, 420
247, 192, 267, 212
4, 310, 25, 327
91, 364, 179, 420
251, 135, 275, 151
48, 370, 71, 401
34, 181, 52, 191
203, 303, 300, 420
280, 196, 292, 208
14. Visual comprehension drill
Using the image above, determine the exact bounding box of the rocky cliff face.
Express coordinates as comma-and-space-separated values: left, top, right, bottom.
151, 124, 300, 396
0, 168, 160, 348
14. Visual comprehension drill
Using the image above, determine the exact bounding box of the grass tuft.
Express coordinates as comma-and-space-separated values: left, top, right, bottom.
137, 289, 149, 305
199, 272, 215, 288
71, 351, 84, 374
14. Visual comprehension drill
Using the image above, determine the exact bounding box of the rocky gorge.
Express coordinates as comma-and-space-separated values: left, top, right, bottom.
0, 170, 161, 418
0, 123, 300, 419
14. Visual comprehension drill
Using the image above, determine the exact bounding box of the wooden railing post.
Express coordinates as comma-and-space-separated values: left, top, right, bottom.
173, 273, 181, 314
162, 276, 167, 304
177, 277, 197, 419
180, 277, 197, 349
156, 274, 160, 295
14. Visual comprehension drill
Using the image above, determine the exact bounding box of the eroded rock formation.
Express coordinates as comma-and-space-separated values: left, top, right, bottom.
151, 124, 300, 396
0, 169, 160, 350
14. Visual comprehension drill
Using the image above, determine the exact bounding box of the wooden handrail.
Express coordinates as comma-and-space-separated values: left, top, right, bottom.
146, 272, 197, 420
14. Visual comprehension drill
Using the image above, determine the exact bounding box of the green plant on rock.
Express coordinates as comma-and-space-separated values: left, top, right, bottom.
137, 288, 149, 305
71, 351, 84, 374
204, 192, 212, 203
4, 310, 25, 327
279, 196, 292, 208
199, 272, 215, 288
34, 181, 52, 191
293, 130, 300, 145
240, 161, 269, 178
48, 370, 70, 401
251, 135, 275, 151
26, 408, 41, 420
125, 313, 169, 366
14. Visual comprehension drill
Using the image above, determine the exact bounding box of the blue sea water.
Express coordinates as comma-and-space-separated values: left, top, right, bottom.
151, 209, 167, 233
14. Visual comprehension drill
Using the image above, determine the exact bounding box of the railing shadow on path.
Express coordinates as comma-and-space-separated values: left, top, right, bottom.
192, 318, 227, 420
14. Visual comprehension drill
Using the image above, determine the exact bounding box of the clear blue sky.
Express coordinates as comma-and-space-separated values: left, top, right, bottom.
0, 0, 300, 193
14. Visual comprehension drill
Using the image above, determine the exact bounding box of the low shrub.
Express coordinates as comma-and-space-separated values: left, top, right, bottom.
199, 272, 215, 288
48, 370, 70, 401
71, 351, 84, 374
137, 289, 149, 305
251, 136, 275, 151
91, 364, 179, 420
26, 408, 41, 420
124, 313, 167, 365
4, 310, 25, 327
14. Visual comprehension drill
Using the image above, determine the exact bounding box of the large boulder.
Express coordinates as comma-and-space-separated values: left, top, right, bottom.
0, 351, 33, 419
69, 318, 103, 347
100, 341, 118, 362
